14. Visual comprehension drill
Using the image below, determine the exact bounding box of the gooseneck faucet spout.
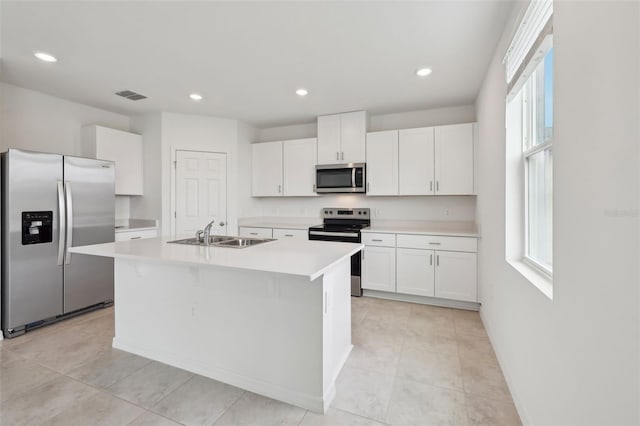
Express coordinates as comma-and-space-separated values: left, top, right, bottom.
202, 219, 217, 246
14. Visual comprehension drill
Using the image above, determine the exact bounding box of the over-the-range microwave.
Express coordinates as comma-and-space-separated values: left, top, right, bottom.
315, 163, 366, 193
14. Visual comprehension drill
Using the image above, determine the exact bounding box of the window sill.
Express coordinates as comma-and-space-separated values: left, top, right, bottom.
507, 259, 553, 300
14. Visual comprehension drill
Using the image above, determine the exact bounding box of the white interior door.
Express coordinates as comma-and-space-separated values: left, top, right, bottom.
175, 150, 227, 237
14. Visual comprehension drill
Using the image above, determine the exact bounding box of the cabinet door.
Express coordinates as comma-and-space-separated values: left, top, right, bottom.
396, 248, 435, 297
94, 127, 144, 195
399, 127, 435, 195
435, 251, 477, 302
283, 138, 317, 196
362, 246, 396, 292
251, 141, 283, 197
317, 114, 342, 164
340, 111, 367, 163
434, 123, 474, 195
366, 130, 398, 196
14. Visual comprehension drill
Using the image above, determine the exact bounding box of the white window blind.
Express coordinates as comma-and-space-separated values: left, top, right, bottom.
504, 0, 553, 85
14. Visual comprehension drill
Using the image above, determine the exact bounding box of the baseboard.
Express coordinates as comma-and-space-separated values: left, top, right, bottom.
363, 290, 480, 311
113, 338, 328, 413
479, 309, 531, 425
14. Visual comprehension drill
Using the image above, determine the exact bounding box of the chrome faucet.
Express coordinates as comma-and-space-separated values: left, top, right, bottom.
202, 219, 217, 246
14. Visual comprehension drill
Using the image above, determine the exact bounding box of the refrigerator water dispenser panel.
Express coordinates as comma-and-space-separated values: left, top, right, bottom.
22, 211, 53, 245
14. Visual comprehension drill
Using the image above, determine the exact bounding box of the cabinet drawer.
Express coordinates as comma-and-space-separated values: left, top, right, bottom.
239, 227, 273, 238
115, 229, 158, 241
362, 232, 396, 247
396, 234, 477, 252
272, 228, 308, 240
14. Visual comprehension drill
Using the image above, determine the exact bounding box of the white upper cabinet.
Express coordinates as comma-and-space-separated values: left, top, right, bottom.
82, 125, 143, 195
251, 141, 283, 197
317, 111, 366, 164
283, 138, 317, 197
434, 123, 474, 195
366, 130, 398, 196
252, 138, 317, 197
399, 127, 435, 195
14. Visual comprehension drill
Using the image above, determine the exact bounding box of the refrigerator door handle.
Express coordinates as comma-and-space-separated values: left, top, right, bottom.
57, 181, 66, 266
64, 181, 73, 264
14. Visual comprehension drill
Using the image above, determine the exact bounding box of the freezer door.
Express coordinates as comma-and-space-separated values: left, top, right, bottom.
2, 150, 64, 332
63, 156, 115, 313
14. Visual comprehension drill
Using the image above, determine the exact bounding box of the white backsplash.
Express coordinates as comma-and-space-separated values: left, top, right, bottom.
115, 195, 130, 220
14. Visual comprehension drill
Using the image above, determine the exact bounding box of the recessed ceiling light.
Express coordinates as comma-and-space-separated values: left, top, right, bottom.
34, 52, 57, 63
296, 88, 308, 97
189, 93, 203, 101
416, 68, 432, 77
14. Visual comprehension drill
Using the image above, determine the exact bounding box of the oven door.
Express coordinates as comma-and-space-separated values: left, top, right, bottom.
315, 164, 365, 193
308, 230, 362, 296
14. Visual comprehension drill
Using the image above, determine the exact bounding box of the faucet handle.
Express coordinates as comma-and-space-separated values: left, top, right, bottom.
195, 230, 204, 242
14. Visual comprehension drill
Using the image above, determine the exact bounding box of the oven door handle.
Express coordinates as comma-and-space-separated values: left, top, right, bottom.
309, 231, 360, 238
352, 167, 356, 188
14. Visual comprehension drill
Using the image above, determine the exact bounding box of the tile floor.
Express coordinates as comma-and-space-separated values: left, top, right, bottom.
0, 297, 521, 426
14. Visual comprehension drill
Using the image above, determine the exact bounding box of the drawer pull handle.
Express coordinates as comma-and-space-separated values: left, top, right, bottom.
250, 233, 259, 235
372, 239, 383, 242
429, 242, 441, 245
130, 236, 142, 240
284, 234, 294, 237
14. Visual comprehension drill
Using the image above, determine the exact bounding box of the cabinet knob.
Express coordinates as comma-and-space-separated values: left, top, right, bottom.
219, 221, 225, 226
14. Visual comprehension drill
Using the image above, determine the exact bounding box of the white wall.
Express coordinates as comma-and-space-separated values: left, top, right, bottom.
160, 112, 239, 236
246, 105, 477, 221
130, 113, 163, 222
0, 82, 130, 154
475, 2, 639, 425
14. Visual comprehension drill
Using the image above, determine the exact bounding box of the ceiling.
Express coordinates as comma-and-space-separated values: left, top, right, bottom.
0, 1, 514, 128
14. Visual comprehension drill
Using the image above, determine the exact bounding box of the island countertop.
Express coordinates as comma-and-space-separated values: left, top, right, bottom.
70, 237, 363, 281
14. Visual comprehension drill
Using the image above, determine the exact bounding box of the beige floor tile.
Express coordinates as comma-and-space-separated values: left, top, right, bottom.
0, 375, 98, 426
299, 407, 385, 426
332, 366, 395, 422
453, 310, 487, 338
397, 344, 463, 391
0, 347, 22, 367
47, 390, 145, 426
108, 361, 193, 408
344, 342, 401, 377
456, 332, 495, 360
352, 320, 406, 349
128, 411, 183, 426
460, 351, 512, 402
0, 357, 60, 402
212, 392, 306, 426
403, 325, 458, 356
466, 394, 522, 426
67, 347, 152, 389
386, 378, 468, 426
152, 375, 244, 425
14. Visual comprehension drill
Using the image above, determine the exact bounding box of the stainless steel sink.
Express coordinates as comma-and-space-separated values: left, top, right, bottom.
167, 235, 275, 249
215, 238, 275, 248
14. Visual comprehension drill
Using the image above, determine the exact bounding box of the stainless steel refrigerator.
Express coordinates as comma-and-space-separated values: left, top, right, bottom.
1, 149, 115, 338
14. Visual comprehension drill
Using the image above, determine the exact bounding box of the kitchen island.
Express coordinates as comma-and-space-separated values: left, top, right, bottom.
70, 237, 362, 413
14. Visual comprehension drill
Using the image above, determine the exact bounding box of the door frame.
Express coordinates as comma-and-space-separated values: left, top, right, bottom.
170, 148, 229, 238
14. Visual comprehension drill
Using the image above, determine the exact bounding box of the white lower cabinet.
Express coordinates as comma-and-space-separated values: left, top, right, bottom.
435, 251, 477, 302
396, 248, 435, 297
239, 227, 273, 238
362, 246, 396, 292
115, 228, 158, 241
363, 231, 478, 304
272, 228, 308, 240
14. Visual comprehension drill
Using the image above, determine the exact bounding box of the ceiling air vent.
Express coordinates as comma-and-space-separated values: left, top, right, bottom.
115, 90, 147, 101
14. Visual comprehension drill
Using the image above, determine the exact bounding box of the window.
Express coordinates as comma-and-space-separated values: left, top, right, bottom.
504, 0, 554, 290
522, 48, 553, 274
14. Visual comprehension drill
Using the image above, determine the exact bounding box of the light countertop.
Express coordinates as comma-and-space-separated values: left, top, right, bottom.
115, 218, 159, 233
70, 237, 362, 280
362, 220, 479, 238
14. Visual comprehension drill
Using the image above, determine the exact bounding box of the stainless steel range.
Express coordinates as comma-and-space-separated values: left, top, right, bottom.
308, 208, 370, 297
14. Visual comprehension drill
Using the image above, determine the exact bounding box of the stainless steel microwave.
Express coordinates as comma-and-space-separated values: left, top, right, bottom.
315, 163, 366, 193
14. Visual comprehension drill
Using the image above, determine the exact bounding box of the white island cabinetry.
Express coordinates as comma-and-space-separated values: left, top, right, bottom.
70, 237, 361, 413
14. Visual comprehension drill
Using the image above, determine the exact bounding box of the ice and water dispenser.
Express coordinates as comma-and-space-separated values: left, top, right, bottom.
21, 211, 53, 245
